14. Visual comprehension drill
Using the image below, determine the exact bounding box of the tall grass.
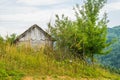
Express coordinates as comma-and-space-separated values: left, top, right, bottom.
0, 44, 120, 80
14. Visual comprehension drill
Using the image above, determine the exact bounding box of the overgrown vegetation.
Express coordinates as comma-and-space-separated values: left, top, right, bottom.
0, 0, 120, 80
0, 43, 120, 80
48, 0, 111, 64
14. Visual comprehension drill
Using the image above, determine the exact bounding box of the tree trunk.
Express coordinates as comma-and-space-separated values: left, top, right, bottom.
91, 53, 94, 65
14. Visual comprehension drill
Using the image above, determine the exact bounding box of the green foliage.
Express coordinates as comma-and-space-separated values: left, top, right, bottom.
49, 0, 111, 63
48, 15, 76, 52
0, 35, 4, 43
0, 28, 119, 79
75, 0, 111, 63
5, 33, 17, 45
0, 35, 119, 79
0, 0, 119, 79
0, 62, 24, 80
0, 36, 4, 44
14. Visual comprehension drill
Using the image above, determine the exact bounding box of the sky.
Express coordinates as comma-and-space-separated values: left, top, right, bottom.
0, 0, 120, 37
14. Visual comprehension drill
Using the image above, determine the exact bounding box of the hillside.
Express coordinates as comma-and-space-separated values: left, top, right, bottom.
0, 44, 120, 80
99, 25, 120, 70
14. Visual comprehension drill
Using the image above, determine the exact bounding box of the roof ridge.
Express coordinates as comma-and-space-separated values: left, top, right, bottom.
14, 24, 55, 43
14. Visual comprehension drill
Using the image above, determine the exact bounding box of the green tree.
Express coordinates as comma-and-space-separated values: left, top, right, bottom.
6, 33, 17, 45
0, 35, 4, 43
48, 15, 78, 53
48, 15, 87, 60
74, 0, 111, 63
0, 35, 5, 47
49, 0, 111, 63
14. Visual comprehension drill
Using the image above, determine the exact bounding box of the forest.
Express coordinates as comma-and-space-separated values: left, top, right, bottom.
99, 25, 120, 73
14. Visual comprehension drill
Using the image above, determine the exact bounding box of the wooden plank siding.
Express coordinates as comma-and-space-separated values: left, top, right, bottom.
14, 24, 55, 48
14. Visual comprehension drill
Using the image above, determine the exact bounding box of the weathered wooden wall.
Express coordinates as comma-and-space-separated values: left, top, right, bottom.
17, 27, 53, 47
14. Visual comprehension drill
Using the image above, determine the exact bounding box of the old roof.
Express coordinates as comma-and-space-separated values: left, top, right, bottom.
14, 24, 55, 43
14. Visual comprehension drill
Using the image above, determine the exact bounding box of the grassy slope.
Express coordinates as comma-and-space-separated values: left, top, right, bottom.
0, 45, 120, 80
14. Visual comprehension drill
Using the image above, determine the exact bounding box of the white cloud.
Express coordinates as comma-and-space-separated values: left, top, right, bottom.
0, 0, 75, 37
0, 8, 73, 22
100, 1, 120, 19
17, 0, 69, 6
0, 4, 74, 36
0, 6, 39, 15
103, 2, 120, 12
3, 0, 120, 36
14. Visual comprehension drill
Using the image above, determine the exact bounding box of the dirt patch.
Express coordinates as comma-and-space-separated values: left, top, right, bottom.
21, 76, 110, 80
21, 76, 33, 80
